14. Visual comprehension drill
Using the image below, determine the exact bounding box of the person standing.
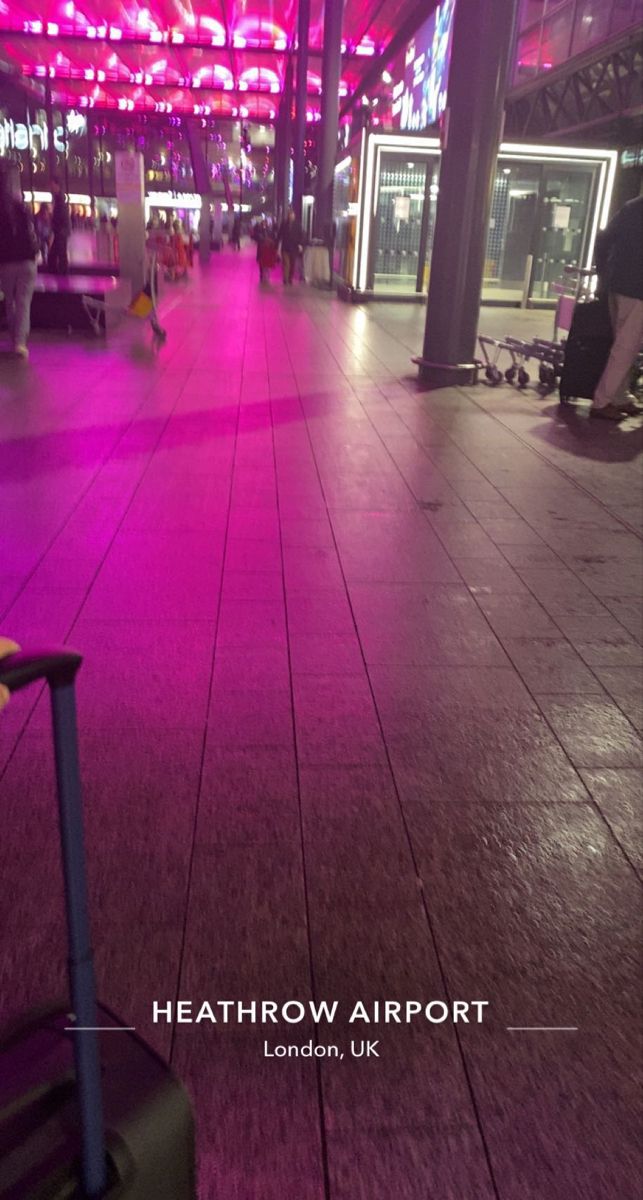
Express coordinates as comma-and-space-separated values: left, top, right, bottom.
591, 194, 643, 420
277, 207, 304, 286
48, 178, 70, 274
0, 160, 38, 360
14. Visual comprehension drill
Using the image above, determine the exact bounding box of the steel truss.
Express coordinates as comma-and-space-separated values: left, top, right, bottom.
504, 31, 643, 140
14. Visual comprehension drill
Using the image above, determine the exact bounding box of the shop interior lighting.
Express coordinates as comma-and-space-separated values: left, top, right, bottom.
354, 133, 617, 292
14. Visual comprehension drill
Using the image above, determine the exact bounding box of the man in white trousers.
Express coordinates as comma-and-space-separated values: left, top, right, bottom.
592, 194, 643, 421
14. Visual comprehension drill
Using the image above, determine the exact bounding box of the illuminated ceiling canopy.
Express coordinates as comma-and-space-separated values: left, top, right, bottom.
0, 0, 425, 119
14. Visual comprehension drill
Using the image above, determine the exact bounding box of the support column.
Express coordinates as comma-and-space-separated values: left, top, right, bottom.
114, 150, 146, 298
44, 80, 56, 183
273, 109, 283, 220
315, 0, 344, 242
293, 0, 310, 222
280, 57, 294, 215
415, 0, 518, 387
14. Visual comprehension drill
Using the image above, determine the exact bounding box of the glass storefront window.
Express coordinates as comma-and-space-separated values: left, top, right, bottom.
484, 164, 542, 301
538, 1, 574, 70
482, 157, 598, 304
531, 164, 594, 300
371, 154, 436, 294
519, 0, 550, 27
571, 0, 612, 55
611, 0, 643, 32
515, 28, 544, 81
514, 0, 643, 84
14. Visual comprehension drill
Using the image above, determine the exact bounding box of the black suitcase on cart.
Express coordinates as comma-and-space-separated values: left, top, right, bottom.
0, 649, 196, 1199
559, 295, 613, 403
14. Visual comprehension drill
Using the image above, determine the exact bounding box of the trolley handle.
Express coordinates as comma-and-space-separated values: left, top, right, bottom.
0, 648, 82, 694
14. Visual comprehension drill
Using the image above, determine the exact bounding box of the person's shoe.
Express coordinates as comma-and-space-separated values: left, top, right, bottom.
13, 345, 29, 360
590, 404, 624, 421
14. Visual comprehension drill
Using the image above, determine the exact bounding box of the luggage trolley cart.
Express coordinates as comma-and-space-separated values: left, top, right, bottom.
476, 334, 533, 388
82, 251, 167, 342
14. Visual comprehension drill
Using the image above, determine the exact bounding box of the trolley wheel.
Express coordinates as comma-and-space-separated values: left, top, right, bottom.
505, 366, 517, 383
538, 366, 556, 393
517, 367, 530, 388
485, 365, 503, 386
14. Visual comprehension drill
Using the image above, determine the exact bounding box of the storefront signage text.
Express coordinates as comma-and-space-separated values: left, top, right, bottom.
0, 112, 86, 157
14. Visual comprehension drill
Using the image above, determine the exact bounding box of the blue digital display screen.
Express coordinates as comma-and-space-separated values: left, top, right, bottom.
392, 0, 455, 132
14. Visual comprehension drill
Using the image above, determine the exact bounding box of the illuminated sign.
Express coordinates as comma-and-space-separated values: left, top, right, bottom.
620, 146, 643, 169
392, 1, 455, 132
0, 111, 87, 157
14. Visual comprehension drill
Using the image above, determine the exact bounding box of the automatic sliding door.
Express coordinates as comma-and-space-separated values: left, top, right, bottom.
371, 155, 432, 294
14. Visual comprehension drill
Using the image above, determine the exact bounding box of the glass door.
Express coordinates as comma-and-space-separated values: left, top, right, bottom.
370, 154, 432, 294
529, 162, 598, 302
483, 162, 541, 302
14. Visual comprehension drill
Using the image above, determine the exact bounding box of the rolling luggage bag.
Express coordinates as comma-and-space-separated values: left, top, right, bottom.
559, 295, 612, 403
0, 649, 196, 1199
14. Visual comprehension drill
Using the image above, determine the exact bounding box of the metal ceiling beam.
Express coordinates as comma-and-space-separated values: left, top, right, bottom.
0, 28, 374, 60
17, 66, 325, 98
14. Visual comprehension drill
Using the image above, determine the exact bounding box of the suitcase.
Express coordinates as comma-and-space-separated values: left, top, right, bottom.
559, 296, 613, 403
0, 649, 196, 1199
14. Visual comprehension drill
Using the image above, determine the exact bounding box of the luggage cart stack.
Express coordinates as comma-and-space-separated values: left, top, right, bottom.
476, 332, 564, 393
476, 265, 597, 396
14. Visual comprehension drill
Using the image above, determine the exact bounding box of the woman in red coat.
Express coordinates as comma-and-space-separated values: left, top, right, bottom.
255, 220, 278, 283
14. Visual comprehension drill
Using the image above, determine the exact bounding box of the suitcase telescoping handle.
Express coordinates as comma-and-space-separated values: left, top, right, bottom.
0, 648, 108, 1197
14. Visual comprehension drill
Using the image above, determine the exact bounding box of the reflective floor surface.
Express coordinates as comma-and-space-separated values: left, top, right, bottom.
1, 248, 641, 1199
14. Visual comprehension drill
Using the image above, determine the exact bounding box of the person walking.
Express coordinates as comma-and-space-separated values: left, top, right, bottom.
230, 213, 241, 250
48, 178, 70, 274
34, 203, 51, 267
0, 160, 38, 360
591, 194, 643, 421
253, 219, 278, 283
277, 206, 304, 286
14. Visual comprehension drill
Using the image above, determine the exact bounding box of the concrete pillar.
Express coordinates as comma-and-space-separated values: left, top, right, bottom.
315, 0, 344, 241
198, 197, 211, 266
293, 0, 310, 222
415, 0, 519, 387
281, 57, 295, 215
114, 150, 146, 297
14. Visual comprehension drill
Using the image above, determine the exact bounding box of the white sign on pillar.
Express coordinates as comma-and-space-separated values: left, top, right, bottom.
115, 151, 146, 297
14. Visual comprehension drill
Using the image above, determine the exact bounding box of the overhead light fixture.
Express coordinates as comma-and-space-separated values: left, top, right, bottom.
381, 70, 392, 84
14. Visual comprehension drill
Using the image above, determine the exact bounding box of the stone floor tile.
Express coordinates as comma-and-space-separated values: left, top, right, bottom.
475, 592, 562, 638
387, 709, 588, 804
580, 768, 643, 875
592, 665, 643, 731
501, 636, 601, 694
173, 1029, 325, 1200
404, 800, 642, 1199
516, 566, 612, 617
552, 614, 643, 667
325, 1128, 496, 1200
537, 695, 642, 769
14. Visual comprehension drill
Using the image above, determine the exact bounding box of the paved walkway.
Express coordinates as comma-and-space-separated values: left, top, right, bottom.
1, 248, 641, 1200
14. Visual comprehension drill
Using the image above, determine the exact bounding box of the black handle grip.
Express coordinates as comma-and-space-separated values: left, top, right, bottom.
0, 648, 83, 694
